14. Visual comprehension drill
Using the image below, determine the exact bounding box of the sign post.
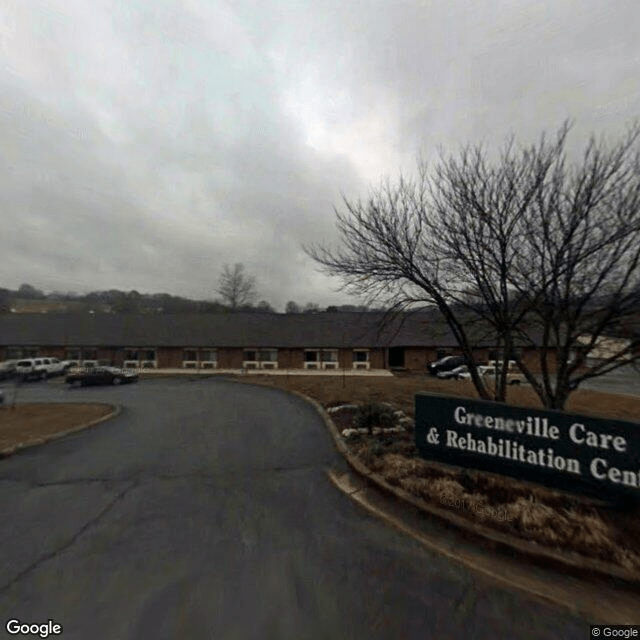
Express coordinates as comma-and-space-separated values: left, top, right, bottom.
415, 393, 640, 504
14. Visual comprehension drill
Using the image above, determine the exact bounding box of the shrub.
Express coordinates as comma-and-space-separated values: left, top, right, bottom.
353, 402, 398, 434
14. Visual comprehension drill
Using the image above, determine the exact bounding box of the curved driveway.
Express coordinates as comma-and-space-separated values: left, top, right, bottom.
0, 377, 587, 639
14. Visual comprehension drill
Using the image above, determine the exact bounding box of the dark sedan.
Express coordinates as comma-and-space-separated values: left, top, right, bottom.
65, 366, 139, 387
427, 355, 466, 376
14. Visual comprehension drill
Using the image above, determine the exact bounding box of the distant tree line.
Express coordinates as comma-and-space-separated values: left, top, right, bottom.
0, 264, 379, 315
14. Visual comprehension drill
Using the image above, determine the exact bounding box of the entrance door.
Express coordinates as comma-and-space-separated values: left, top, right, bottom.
388, 347, 405, 368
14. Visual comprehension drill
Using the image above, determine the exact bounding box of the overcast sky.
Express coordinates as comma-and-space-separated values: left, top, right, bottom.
1, 0, 639, 310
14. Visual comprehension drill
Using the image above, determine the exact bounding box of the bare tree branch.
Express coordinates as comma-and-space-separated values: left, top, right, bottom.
306, 121, 640, 409
217, 263, 257, 310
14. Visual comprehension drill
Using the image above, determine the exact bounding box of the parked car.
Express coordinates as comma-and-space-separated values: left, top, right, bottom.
427, 355, 466, 376
437, 365, 470, 380
15, 358, 49, 381
58, 360, 76, 372
39, 357, 68, 377
0, 359, 18, 380
65, 366, 139, 387
480, 362, 526, 385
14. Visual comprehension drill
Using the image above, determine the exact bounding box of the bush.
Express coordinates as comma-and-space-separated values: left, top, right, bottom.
353, 402, 398, 434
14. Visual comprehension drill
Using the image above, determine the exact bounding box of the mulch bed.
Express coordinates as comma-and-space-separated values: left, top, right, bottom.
330, 404, 640, 574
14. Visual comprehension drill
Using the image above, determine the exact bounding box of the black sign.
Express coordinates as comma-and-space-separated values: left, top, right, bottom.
415, 393, 640, 503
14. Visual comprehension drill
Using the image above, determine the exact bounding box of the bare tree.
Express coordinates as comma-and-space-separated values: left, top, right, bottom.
427, 125, 579, 402
306, 122, 640, 410
306, 170, 494, 400
285, 300, 301, 313
217, 263, 257, 310
512, 125, 640, 408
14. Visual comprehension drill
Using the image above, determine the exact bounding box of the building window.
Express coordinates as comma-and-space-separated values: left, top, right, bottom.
322, 350, 338, 369
123, 348, 156, 368
140, 349, 157, 369
322, 349, 338, 362
244, 349, 277, 369
304, 349, 337, 369
124, 348, 140, 369
6, 347, 23, 359
353, 349, 370, 369
183, 347, 198, 368
304, 349, 320, 369
199, 349, 217, 369
259, 349, 278, 362
243, 349, 258, 369
80, 348, 98, 367
259, 349, 278, 369
302, 349, 339, 369
23, 347, 39, 358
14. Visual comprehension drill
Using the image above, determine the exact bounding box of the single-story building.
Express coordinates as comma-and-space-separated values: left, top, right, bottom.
0, 311, 552, 372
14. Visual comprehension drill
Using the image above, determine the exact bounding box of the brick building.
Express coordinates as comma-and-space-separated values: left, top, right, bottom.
0, 311, 548, 372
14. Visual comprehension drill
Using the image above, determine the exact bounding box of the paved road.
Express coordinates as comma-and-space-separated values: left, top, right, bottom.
578, 363, 640, 397
0, 378, 587, 639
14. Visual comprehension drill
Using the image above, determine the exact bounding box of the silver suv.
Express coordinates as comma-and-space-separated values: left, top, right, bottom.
15, 358, 49, 381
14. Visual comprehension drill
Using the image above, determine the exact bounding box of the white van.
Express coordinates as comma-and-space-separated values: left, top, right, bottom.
15, 358, 49, 381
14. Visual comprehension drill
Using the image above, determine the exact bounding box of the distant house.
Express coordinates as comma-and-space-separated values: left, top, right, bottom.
575, 334, 633, 363
0, 311, 552, 372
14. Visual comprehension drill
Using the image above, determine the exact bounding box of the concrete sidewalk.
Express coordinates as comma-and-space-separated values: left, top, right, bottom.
138, 368, 394, 377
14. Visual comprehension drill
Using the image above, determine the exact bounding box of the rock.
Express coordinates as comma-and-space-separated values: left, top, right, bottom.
327, 404, 359, 414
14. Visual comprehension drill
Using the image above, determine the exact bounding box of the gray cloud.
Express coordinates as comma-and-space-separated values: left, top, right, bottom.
1, 0, 639, 309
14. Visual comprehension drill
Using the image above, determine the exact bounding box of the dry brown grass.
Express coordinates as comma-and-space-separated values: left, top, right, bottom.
0, 403, 114, 450
236, 372, 640, 422
353, 433, 640, 572
235, 373, 640, 572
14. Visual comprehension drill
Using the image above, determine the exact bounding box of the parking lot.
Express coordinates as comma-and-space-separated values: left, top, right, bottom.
0, 376, 592, 639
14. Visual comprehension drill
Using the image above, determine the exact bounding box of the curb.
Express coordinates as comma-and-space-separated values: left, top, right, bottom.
174, 376, 640, 589
0, 404, 122, 458
312, 399, 640, 589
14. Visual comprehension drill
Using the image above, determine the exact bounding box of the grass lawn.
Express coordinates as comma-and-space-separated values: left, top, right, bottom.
232, 371, 640, 423
0, 403, 114, 451
235, 372, 640, 574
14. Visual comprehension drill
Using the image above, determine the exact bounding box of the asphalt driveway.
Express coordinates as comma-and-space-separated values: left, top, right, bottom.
0, 377, 588, 639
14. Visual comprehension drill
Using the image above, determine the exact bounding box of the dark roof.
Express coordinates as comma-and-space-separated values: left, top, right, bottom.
0, 311, 503, 349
